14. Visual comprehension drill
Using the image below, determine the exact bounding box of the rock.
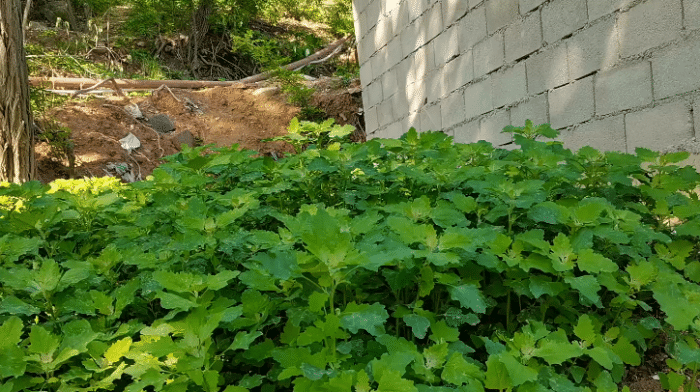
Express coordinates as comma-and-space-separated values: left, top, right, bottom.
119, 133, 140, 151
124, 103, 145, 120
148, 114, 175, 133
173, 130, 196, 148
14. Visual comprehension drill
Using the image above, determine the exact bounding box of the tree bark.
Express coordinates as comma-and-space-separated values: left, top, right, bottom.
0, 0, 35, 183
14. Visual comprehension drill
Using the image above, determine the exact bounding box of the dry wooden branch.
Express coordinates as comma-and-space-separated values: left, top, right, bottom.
29, 35, 351, 92
70, 78, 126, 98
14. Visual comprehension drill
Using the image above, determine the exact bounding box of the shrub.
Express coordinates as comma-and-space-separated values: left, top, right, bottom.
2, 121, 700, 392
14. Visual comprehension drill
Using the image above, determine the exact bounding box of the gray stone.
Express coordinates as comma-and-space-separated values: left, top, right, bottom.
173, 130, 196, 148
148, 114, 176, 133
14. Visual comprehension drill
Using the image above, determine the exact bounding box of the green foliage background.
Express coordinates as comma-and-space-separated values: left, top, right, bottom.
3, 122, 700, 392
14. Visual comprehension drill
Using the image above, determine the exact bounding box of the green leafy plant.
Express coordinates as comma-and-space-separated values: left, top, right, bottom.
263, 117, 354, 153
36, 118, 76, 176
3, 120, 700, 392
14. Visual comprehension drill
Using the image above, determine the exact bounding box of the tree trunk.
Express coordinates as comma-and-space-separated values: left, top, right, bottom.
0, 0, 35, 183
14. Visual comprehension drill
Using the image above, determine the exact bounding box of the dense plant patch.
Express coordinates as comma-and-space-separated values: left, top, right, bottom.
3, 122, 700, 392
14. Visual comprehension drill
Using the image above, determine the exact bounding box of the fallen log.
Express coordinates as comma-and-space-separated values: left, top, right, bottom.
29, 35, 351, 92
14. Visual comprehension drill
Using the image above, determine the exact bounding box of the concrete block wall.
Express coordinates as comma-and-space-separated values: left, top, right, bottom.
352, 0, 700, 154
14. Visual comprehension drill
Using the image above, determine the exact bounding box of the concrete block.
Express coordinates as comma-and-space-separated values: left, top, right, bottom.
510, 93, 549, 127
480, 110, 514, 146
653, 38, 700, 99
390, 1, 411, 35
381, 0, 400, 16
370, 51, 386, 81
407, 81, 428, 112
359, 59, 373, 88
587, 0, 636, 22
386, 121, 405, 139
391, 91, 409, 122
374, 16, 393, 49
519, 0, 546, 14
549, 75, 595, 128
381, 71, 399, 100
395, 57, 412, 85
401, 21, 427, 56
387, 38, 403, 68
525, 43, 569, 94
362, 85, 371, 110
541, 0, 588, 44
442, 0, 469, 26
492, 63, 527, 108
442, 51, 474, 95
426, 3, 444, 41
411, 45, 436, 82
557, 115, 626, 152
464, 76, 494, 119
420, 103, 443, 132
366, 80, 383, 107
378, 99, 395, 127
352, 0, 369, 14
453, 119, 481, 144
404, 112, 420, 131
505, 11, 542, 63
618, 0, 682, 58
459, 6, 488, 53
358, 27, 374, 64
695, 99, 700, 138
426, 67, 446, 103
441, 90, 467, 128
408, 0, 430, 22
567, 16, 619, 80
365, 105, 379, 133
626, 100, 693, 151
474, 31, 505, 77
469, 0, 482, 10
366, 0, 382, 30
486, 0, 519, 34
686, 0, 700, 30
434, 25, 461, 67
355, 7, 366, 37
594, 61, 652, 116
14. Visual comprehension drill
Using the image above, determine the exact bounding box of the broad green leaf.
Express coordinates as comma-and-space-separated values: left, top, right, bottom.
429, 320, 460, 344
29, 325, 59, 356
341, 302, 388, 336
577, 249, 618, 273
0, 316, 23, 349
441, 353, 482, 386
652, 282, 700, 330
308, 291, 328, 314
573, 315, 597, 344
156, 292, 199, 311
34, 259, 61, 293
404, 314, 430, 339
586, 346, 614, 369
104, 337, 132, 364
612, 336, 641, 366
376, 370, 418, 392
532, 330, 584, 365
528, 201, 569, 225
449, 284, 487, 313
0, 295, 40, 316
423, 343, 449, 369
0, 346, 25, 378
485, 355, 510, 390
498, 352, 538, 386
626, 260, 657, 290
355, 370, 372, 392
594, 371, 617, 392
529, 276, 565, 299
549, 233, 575, 271
61, 319, 98, 352
564, 275, 602, 306
228, 331, 263, 351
